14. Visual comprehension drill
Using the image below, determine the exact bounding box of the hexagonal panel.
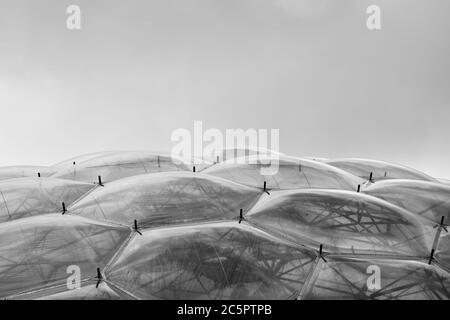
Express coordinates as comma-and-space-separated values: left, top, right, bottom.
247, 189, 429, 256
106, 222, 316, 299
0, 177, 94, 222
326, 158, 436, 182
0, 214, 130, 298
70, 172, 261, 228
204, 155, 362, 191
303, 257, 450, 299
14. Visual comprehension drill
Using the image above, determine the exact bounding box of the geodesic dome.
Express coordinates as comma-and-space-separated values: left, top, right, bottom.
0, 150, 448, 300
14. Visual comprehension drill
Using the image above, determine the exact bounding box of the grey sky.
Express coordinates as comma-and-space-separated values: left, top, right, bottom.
0, 0, 449, 178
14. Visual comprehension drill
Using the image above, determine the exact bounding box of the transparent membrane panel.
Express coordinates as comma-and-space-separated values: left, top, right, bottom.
53, 151, 126, 168
203, 155, 362, 191
0, 214, 130, 298
0, 177, 94, 223
364, 180, 450, 266
326, 158, 436, 182
214, 147, 284, 163
247, 190, 429, 256
51, 151, 201, 184
106, 222, 316, 300
438, 179, 450, 186
436, 233, 450, 270
10, 280, 128, 300
70, 172, 261, 228
302, 157, 329, 162
303, 257, 450, 300
363, 180, 450, 225
0, 166, 57, 181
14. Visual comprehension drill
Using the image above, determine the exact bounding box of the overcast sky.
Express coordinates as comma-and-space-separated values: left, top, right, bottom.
0, 0, 449, 178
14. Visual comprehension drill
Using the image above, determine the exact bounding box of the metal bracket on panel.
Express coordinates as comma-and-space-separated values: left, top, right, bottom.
428, 216, 447, 264
98, 175, 104, 187
263, 181, 270, 195
134, 219, 142, 235
238, 209, 244, 224
95, 267, 103, 288
318, 244, 327, 263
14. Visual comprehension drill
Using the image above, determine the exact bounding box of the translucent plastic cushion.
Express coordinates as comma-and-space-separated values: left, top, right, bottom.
303, 257, 450, 300
51, 151, 209, 184
70, 172, 261, 228
214, 147, 284, 163
0, 166, 57, 181
247, 189, 429, 256
326, 158, 436, 182
436, 233, 450, 269
364, 180, 450, 266
53, 151, 126, 168
364, 179, 450, 225
438, 179, 450, 186
106, 222, 316, 299
203, 155, 362, 191
0, 214, 130, 298
0, 177, 94, 222
11, 280, 127, 300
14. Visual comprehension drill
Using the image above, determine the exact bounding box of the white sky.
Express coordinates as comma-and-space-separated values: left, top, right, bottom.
1, 0, 449, 178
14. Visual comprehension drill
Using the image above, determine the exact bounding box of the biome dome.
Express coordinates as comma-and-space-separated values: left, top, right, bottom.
0, 150, 448, 300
